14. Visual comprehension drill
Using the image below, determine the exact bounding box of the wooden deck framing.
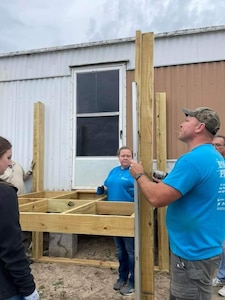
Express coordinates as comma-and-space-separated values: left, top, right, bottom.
19, 190, 134, 268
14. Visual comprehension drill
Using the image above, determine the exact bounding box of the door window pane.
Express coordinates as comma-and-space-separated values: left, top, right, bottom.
77, 116, 118, 156
77, 70, 119, 113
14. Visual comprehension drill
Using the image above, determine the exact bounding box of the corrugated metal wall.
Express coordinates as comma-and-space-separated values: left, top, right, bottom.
0, 41, 136, 191
0, 77, 72, 191
1, 27, 225, 190
154, 61, 225, 158
155, 28, 225, 66
0, 40, 136, 81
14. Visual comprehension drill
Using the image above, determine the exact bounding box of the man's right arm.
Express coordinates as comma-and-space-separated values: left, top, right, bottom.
135, 174, 181, 207
129, 160, 181, 207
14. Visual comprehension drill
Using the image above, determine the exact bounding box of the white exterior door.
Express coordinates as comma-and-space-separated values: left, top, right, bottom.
72, 64, 126, 189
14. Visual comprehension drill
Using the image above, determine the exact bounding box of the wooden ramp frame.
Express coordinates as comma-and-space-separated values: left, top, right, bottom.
19, 190, 166, 272
19, 190, 134, 268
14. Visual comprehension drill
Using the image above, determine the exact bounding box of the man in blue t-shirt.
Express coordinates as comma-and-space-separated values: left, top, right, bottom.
129, 107, 225, 300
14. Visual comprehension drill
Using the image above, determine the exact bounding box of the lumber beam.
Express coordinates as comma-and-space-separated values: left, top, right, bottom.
38, 256, 119, 269
33, 101, 44, 192
155, 93, 169, 272
135, 30, 155, 300
20, 213, 134, 237
36, 256, 162, 271
32, 101, 44, 259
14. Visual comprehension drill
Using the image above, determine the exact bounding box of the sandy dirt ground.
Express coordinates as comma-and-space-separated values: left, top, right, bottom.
31, 263, 171, 300
28, 235, 223, 300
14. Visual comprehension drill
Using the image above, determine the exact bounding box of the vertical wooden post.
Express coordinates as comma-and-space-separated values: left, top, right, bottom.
135, 31, 155, 299
32, 101, 44, 259
33, 101, 44, 192
155, 93, 169, 271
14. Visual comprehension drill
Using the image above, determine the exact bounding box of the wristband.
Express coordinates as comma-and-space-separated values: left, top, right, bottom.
135, 173, 144, 181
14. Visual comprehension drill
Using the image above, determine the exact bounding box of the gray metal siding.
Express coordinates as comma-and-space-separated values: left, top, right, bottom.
0, 77, 72, 191
0, 42, 135, 82
1, 26, 225, 81
155, 30, 225, 67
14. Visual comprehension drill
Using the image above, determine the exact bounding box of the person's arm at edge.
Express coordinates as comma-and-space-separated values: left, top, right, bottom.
23, 170, 31, 181
23, 161, 35, 181
129, 159, 181, 207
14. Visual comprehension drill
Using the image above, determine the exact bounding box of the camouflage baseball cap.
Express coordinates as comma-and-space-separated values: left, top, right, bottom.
182, 107, 220, 136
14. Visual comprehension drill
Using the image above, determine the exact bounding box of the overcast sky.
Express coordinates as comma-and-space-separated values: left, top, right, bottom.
0, 0, 224, 54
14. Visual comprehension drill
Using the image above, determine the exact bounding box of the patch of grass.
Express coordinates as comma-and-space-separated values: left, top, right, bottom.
52, 279, 64, 286
38, 285, 46, 290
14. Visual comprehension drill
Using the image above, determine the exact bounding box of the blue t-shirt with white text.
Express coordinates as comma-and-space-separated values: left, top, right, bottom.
163, 144, 225, 260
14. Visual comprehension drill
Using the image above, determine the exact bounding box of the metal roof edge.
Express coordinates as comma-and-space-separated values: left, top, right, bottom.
0, 25, 225, 58
0, 37, 135, 58
154, 24, 225, 39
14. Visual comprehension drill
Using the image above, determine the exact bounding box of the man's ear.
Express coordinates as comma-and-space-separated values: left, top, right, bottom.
196, 123, 205, 133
